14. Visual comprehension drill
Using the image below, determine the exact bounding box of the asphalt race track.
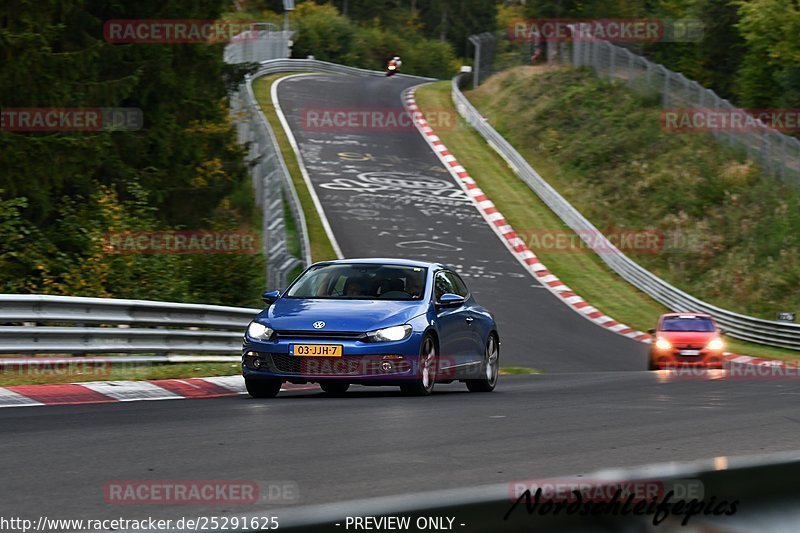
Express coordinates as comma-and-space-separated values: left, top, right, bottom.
4, 374, 800, 523
2, 73, 800, 528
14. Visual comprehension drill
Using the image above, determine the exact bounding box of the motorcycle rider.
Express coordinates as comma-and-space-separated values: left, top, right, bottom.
388, 55, 402, 70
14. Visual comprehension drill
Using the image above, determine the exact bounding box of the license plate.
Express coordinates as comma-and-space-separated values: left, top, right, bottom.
291, 344, 343, 357
680, 350, 701, 356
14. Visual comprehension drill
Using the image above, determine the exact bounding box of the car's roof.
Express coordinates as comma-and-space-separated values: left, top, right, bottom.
311, 258, 448, 269
660, 313, 713, 319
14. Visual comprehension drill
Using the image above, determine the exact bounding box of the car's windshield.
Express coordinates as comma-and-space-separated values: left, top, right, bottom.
661, 316, 716, 332
285, 264, 427, 300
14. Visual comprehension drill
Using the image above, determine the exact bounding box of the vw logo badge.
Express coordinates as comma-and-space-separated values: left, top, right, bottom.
313, 321, 325, 329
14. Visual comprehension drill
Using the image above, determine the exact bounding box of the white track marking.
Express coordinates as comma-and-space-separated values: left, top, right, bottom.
199, 375, 247, 393
272, 74, 344, 259
0, 388, 43, 408
80, 381, 181, 402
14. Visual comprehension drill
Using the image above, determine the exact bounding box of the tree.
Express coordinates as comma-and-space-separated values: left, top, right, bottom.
735, 0, 800, 109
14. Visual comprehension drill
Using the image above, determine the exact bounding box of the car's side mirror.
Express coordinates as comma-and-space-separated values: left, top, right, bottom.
718, 327, 727, 336
262, 290, 281, 305
437, 293, 465, 307
647, 328, 656, 335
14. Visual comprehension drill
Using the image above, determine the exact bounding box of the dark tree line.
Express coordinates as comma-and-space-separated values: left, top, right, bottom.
0, 0, 264, 304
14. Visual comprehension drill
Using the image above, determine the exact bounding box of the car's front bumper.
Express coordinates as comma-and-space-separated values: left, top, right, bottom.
242, 333, 422, 384
650, 348, 725, 369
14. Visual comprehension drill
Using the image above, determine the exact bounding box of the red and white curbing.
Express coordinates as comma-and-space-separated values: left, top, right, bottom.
403, 87, 788, 369
403, 87, 652, 344
0, 376, 314, 408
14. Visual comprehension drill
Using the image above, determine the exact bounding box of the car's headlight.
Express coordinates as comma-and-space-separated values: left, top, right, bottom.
654, 338, 672, 351
706, 337, 724, 351
247, 321, 274, 340
366, 324, 412, 342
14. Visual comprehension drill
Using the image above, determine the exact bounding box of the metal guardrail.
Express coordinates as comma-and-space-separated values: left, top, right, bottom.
249, 58, 437, 81
0, 295, 258, 354
452, 73, 800, 350
232, 76, 308, 289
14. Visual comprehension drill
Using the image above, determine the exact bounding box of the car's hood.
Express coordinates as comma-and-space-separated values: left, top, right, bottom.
256, 298, 428, 332
658, 331, 717, 345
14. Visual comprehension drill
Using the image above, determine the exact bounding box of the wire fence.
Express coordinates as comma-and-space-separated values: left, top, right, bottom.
470, 29, 800, 183
569, 36, 800, 182
223, 23, 293, 64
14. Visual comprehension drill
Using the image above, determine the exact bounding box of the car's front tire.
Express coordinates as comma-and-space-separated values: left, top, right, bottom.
647, 356, 658, 371
320, 381, 350, 394
467, 333, 499, 392
245, 378, 282, 398
401, 334, 437, 396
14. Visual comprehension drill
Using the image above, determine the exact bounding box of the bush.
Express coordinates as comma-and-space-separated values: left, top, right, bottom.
291, 3, 456, 79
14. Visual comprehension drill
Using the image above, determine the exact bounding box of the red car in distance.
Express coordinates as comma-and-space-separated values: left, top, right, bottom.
648, 313, 726, 370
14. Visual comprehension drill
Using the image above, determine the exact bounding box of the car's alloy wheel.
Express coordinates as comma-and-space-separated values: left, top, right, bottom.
320, 381, 350, 394
245, 378, 282, 398
467, 334, 499, 392
401, 334, 437, 396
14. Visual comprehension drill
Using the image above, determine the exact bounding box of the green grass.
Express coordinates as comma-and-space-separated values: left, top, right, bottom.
253, 74, 338, 264
415, 77, 800, 362
0, 362, 241, 386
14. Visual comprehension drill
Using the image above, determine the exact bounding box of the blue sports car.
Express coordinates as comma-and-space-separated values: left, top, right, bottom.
242, 258, 500, 397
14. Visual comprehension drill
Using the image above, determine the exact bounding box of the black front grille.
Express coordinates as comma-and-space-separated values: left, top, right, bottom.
258, 353, 411, 376
270, 354, 363, 375
273, 330, 364, 340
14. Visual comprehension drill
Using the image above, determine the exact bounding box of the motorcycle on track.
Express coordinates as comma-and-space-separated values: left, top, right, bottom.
386, 56, 402, 77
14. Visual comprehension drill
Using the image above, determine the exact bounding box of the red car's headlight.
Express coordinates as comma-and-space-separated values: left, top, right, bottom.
706, 337, 724, 351
654, 337, 672, 351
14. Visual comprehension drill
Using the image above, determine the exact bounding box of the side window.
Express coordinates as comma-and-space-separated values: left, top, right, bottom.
434, 271, 455, 301
445, 272, 469, 298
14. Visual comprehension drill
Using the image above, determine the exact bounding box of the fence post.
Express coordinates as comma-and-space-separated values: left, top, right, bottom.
608, 42, 616, 78
469, 34, 481, 87
661, 66, 670, 107
780, 135, 788, 181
